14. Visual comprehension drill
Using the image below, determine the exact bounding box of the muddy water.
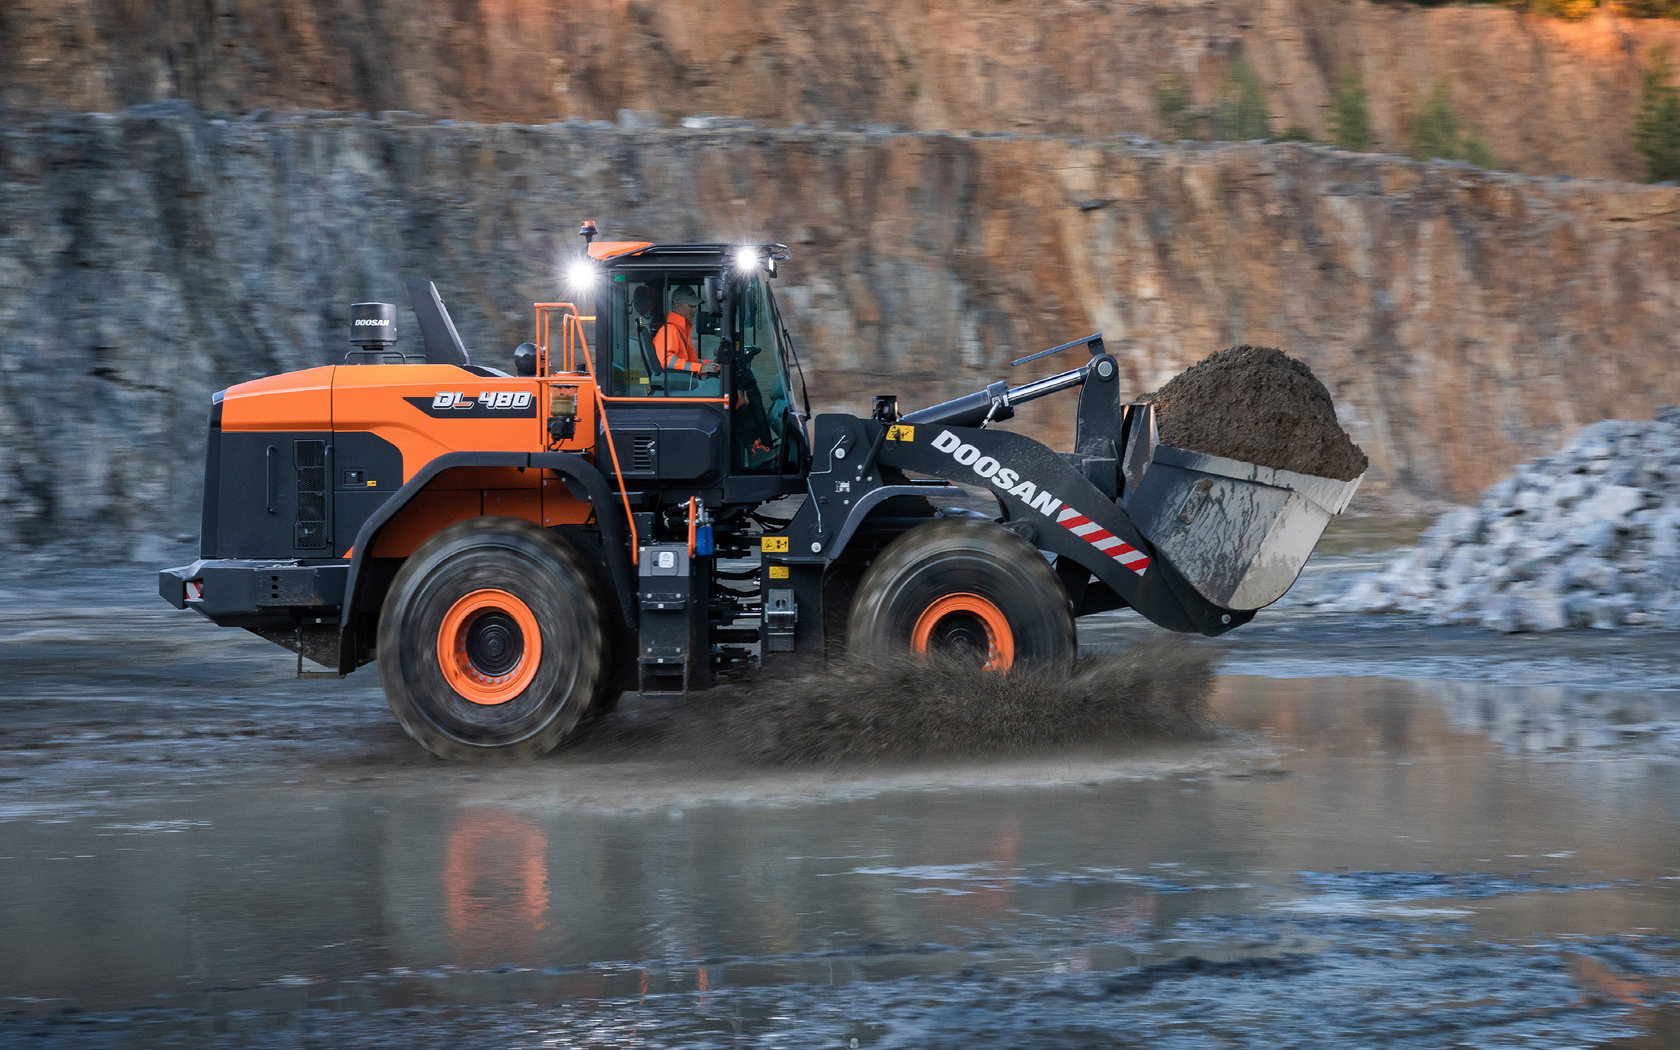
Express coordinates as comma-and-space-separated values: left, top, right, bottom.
4, 566, 1680, 1046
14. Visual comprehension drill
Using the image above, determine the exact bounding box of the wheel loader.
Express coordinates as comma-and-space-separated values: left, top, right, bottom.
160, 224, 1361, 759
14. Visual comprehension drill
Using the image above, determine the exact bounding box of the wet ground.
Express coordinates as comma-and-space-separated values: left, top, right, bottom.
4, 552, 1680, 1047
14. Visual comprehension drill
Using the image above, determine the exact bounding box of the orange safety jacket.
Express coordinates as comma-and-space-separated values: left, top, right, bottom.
652, 313, 703, 373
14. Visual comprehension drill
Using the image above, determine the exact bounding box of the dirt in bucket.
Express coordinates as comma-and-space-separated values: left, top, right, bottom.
1144, 345, 1368, 481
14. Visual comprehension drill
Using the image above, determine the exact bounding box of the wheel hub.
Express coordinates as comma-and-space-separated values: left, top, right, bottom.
464, 611, 523, 677
911, 592, 1015, 673
437, 589, 543, 705
925, 612, 992, 658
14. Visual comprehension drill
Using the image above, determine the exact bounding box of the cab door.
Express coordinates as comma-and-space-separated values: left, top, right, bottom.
598, 272, 732, 486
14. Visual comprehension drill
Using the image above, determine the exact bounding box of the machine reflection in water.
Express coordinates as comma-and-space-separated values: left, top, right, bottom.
443, 808, 551, 965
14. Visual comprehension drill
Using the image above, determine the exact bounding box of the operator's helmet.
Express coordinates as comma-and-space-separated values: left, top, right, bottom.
669, 286, 700, 310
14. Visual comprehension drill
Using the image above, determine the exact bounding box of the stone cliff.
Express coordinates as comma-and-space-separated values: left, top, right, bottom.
5, 0, 1680, 183
2, 109, 1677, 552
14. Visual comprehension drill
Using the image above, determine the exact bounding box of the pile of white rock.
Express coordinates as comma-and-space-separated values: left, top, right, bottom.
1330, 410, 1680, 632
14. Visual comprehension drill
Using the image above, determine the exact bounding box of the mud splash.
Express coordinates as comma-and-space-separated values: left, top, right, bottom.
580, 641, 1217, 767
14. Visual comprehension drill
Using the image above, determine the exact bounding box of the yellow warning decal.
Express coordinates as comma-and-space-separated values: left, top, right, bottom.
887, 424, 915, 442
761, 536, 789, 553
768, 565, 789, 579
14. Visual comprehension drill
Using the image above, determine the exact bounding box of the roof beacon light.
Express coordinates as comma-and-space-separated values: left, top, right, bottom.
732, 246, 761, 274
579, 219, 598, 245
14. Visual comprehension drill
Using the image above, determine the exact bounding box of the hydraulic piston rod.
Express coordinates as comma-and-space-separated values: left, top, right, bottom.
900, 361, 1091, 428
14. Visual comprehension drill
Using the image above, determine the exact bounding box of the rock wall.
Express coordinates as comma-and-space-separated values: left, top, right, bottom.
5, 0, 1680, 183
2, 109, 1679, 552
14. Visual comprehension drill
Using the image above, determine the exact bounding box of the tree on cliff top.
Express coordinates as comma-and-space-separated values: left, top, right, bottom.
1636, 47, 1680, 183
1330, 68, 1374, 152
1155, 73, 1201, 141
1212, 58, 1274, 141
1408, 80, 1496, 168
1618, 0, 1680, 16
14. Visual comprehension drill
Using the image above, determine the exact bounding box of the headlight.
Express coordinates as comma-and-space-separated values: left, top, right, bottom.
565, 259, 599, 294
732, 246, 761, 273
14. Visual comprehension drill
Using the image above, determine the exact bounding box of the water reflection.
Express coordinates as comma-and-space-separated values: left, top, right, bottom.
1428, 679, 1680, 758
2, 674, 1679, 1046
442, 809, 550, 965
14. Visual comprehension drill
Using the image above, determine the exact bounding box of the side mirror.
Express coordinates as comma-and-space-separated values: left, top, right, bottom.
703, 276, 722, 316
513, 342, 539, 376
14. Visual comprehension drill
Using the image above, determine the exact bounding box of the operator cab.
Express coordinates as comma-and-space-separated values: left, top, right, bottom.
582, 242, 808, 486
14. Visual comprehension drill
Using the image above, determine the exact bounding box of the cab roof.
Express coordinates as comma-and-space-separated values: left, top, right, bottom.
587, 241, 792, 266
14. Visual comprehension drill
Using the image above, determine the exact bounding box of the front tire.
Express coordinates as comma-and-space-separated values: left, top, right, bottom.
378, 518, 606, 759
847, 517, 1075, 672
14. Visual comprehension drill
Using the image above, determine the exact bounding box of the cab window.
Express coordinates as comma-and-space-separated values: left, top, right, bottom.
732, 274, 792, 473
606, 274, 725, 398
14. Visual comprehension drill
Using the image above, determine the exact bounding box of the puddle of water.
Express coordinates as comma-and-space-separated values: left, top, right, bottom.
3, 675, 1680, 1045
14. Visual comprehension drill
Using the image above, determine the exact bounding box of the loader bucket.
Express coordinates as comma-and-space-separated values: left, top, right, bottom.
1121, 404, 1362, 611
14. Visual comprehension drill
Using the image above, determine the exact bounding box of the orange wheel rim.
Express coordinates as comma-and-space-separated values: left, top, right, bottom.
437, 589, 542, 705
911, 592, 1014, 673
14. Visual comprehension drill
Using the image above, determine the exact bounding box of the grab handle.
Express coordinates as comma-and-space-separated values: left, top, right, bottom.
266, 446, 278, 514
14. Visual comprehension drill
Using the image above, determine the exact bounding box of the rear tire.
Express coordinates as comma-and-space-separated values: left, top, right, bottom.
847, 517, 1075, 672
378, 517, 606, 760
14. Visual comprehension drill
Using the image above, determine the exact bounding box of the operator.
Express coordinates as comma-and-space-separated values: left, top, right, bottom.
653, 286, 719, 378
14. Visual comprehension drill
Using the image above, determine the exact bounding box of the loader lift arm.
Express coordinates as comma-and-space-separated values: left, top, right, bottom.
768, 341, 1255, 638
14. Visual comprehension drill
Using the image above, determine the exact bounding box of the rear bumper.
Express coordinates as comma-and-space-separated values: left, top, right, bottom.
159, 559, 349, 622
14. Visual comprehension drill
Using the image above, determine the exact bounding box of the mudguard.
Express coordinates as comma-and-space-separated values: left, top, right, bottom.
335, 450, 636, 673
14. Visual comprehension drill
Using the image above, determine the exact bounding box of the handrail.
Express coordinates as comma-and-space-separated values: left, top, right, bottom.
533, 302, 638, 564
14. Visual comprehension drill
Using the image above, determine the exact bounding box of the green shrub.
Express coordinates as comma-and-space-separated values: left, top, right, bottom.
1519, 0, 1600, 17
1330, 68, 1374, 152
1212, 58, 1274, 140
1155, 73, 1201, 140
1619, 0, 1680, 16
1635, 46, 1680, 182
1408, 80, 1496, 168
1279, 125, 1316, 142
1407, 0, 1679, 16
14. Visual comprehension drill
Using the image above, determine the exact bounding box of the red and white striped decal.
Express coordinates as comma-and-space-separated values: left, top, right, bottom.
1056, 507, 1150, 575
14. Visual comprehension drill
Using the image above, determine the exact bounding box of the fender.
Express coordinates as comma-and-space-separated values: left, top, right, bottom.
818, 484, 951, 558
334, 450, 636, 673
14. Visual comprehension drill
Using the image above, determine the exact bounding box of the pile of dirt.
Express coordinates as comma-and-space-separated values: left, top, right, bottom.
572, 641, 1217, 766
1145, 345, 1367, 481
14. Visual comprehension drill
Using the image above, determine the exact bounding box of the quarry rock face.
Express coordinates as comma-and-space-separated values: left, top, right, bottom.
1333, 410, 1680, 632
5, 0, 1680, 183
1, 110, 1679, 553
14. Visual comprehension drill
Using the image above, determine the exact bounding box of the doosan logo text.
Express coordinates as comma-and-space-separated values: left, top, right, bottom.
353, 318, 391, 326
930, 429, 1063, 516
931, 428, 1151, 577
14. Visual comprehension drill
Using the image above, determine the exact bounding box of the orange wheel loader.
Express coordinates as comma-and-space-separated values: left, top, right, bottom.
160, 223, 1362, 759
